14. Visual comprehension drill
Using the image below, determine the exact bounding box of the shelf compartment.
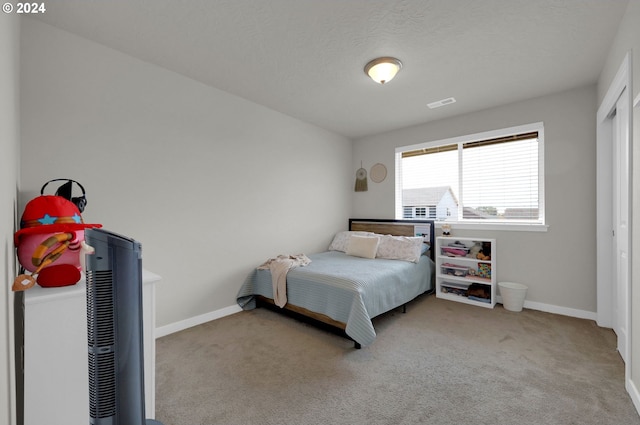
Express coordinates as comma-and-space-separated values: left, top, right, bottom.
440, 281, 470, 297
440, 260, 491, 280
440, 239, 492, 260
440, 280, 470, 290
441, 263, 471, 278
440, 246, 470, 257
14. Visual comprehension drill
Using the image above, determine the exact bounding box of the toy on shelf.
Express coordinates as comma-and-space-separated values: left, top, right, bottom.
469, 242, 482, 259
469, 241, 491, 260
12, 180, 102, 291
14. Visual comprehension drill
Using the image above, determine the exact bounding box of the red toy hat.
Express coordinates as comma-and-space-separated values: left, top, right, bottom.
14, 195, 102, 246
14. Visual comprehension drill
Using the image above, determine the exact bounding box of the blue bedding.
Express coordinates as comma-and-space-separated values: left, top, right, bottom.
236, 251, 434, 347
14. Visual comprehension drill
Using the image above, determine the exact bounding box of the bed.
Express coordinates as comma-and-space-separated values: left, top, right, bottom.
236, 219, 435, 348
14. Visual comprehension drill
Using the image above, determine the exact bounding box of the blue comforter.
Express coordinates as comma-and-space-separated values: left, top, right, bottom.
236, 251, 434, 347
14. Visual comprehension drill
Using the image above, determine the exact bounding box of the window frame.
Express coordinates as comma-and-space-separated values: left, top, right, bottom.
394, 122, 547, 232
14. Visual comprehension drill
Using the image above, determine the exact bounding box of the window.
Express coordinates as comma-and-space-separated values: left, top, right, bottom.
395, 123, 544, 227
403, 207, 427, 219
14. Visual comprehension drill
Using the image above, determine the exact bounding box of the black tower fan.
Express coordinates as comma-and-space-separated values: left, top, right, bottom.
84, 228, 163, 425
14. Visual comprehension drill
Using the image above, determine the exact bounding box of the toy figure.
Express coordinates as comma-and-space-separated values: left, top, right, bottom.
13, 195, 102, 291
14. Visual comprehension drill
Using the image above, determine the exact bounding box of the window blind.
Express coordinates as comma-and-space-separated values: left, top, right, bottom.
462, 133, 539, 220
396, 124, 543, 224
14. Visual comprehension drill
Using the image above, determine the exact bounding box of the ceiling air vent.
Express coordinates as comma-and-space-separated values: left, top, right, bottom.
427, 97, 456, 109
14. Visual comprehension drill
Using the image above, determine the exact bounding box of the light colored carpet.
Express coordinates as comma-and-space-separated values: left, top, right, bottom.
155, 295, 640, 425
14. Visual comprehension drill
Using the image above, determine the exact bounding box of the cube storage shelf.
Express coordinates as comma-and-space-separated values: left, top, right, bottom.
435, 236, 496, 308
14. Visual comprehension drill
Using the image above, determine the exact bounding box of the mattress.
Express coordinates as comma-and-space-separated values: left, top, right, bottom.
237, 250, 434, 346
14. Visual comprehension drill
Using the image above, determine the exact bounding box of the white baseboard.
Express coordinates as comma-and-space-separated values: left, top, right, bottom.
155, 304, 242, 338
496, 295, 597, 322
627, 378, 640, 417
156, 297, 599, 339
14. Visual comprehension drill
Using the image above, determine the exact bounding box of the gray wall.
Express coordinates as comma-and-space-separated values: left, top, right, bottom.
353, 85, 597, 314
597, 0, 640, 105
20, 19, 353, 328
0, 11, 20, 425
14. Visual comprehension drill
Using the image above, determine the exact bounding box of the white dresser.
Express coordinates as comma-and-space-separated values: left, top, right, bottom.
21, 270, 161, 425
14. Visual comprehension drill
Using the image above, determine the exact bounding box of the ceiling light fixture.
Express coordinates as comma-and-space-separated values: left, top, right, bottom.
364, 57, 403, 84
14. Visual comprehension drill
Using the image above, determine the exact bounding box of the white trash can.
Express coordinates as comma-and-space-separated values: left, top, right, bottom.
499, 282, 528, 312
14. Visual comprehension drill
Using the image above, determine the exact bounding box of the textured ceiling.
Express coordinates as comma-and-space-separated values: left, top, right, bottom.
30, 0, 629, 139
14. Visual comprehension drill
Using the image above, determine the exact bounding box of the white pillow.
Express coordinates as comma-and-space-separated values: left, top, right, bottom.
376, 235, 424, 263
345, 235, 380, 259
328, 231, 373, 252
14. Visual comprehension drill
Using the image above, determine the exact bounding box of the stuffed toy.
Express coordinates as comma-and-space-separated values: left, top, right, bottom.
477, 241, 492, 261
13, 195, 102, 291
469, 242, 482, 259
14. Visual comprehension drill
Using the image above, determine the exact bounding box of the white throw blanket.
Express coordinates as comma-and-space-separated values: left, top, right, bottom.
257, 254, 311, 307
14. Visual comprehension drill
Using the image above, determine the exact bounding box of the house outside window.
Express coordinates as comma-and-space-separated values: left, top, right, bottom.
402, 187, 457, 220
395, 122, 544, 227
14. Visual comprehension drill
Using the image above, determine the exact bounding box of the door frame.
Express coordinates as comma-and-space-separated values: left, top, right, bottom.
597, 51, 632, 367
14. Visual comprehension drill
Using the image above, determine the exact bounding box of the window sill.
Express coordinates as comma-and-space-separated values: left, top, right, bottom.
435, 221, 549, 232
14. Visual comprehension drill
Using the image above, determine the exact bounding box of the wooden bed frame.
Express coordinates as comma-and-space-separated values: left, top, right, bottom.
256, 218, 435, 348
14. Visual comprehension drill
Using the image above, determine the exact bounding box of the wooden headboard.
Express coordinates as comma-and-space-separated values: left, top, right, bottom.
348, 218, 435, 259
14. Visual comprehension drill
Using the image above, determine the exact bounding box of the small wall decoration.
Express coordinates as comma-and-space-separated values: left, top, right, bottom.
354, 161, 368, 192
370, 163, 387, 183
